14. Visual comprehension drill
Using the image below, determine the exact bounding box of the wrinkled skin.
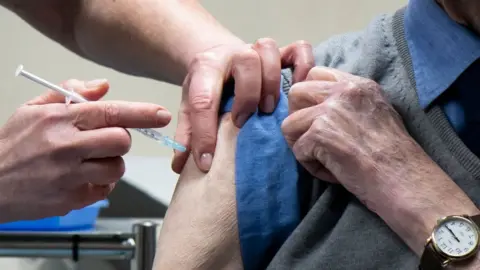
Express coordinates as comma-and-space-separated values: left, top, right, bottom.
281, 67, 480, 255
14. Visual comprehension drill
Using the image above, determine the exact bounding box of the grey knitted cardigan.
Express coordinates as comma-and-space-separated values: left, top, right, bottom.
268, 8, 480, 270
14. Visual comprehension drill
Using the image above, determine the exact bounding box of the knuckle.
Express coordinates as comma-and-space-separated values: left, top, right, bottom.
196, 129, 216, 143
324, 99, 339, 110
293, 40, 315, 65
193, 130, 216, 148
309, 66, 322, 74
314, 113, 330, 131
103, 103, 121, 126
194, 51, 220, 63
294, 39, 313, 49
342, 81, 363, 96
307, 66, 322, 78
190, 93, 213, 111
288, 84, 305, 105
288, 82, 305, 97
233, 48, 260, 66
293, 135, 314, 159
254, 37, 278, 49
190, 51, 223, 70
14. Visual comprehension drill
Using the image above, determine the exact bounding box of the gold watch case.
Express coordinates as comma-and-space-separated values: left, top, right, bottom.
428, 215, 480, 266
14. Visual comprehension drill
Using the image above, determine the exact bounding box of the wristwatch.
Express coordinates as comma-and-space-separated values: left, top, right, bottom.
419, 215, 480, 270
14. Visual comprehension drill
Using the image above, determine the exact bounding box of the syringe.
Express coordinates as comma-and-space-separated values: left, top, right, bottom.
15, 65, 187, 152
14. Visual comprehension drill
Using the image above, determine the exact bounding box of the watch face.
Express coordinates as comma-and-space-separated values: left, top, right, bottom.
433, 216, 480, 258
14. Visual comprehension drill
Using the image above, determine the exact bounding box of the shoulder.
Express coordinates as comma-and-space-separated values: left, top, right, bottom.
283, 12, 408, 97
314, 14, 395, 72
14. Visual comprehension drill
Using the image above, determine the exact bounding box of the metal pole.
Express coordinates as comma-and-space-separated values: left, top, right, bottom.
0, 234, 135, 260
132, 221, 158, 270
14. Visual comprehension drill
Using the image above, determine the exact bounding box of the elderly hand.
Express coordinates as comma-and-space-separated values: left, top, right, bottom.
282, 67, 480, 254
173, 39, 315, 173
0, 79, 171, 223
282, 66, 414, 191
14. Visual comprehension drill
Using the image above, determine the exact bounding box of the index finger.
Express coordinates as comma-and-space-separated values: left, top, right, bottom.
281, 104, 321, 147
253, 38, 282, 113
288, 81, 338, 114
280, 40, 315, 83
68, 101, 172, 130
187, 64, 224, 172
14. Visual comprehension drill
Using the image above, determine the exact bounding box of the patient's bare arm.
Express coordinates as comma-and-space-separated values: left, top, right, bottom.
154, 113, 243, 270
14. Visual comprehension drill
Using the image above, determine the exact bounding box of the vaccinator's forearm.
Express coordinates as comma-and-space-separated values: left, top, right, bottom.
2, 0, 243, 85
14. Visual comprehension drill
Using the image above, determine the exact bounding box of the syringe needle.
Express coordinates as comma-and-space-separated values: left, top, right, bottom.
15, 65, 187, 152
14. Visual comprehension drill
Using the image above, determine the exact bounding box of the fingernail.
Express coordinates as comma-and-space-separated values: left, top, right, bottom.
156, 110, 171, 121
85, 79, 107, 89
264, 95, 275, 113
236, 113, 249, 127
200, 153, 213, 171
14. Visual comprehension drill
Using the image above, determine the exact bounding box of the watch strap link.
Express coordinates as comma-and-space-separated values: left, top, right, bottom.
419, 242, 445, 270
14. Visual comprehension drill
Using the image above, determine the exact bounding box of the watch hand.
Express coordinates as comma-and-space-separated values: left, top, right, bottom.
446, 226, 460, 243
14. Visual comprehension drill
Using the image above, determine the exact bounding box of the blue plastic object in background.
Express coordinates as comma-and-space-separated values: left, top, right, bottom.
0, 199, 109, 231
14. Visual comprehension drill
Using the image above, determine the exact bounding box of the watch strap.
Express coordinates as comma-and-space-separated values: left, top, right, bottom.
469, 214, 480, 226
419, 242, 445, 270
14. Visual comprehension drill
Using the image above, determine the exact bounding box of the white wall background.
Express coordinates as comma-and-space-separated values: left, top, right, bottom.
0, 0, 406, 269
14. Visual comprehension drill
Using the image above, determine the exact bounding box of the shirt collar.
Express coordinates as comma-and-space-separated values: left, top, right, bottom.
404, 0, 480, 108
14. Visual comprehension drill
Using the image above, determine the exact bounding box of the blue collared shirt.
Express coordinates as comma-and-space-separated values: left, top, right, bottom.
404, 0, 480, 155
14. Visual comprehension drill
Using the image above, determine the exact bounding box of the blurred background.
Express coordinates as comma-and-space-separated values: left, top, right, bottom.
0, 0, 407, 269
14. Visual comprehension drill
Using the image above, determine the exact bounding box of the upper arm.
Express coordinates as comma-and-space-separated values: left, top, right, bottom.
152, 35, 366, 268
1, 0, 82, 54
154, 113, 243, 270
